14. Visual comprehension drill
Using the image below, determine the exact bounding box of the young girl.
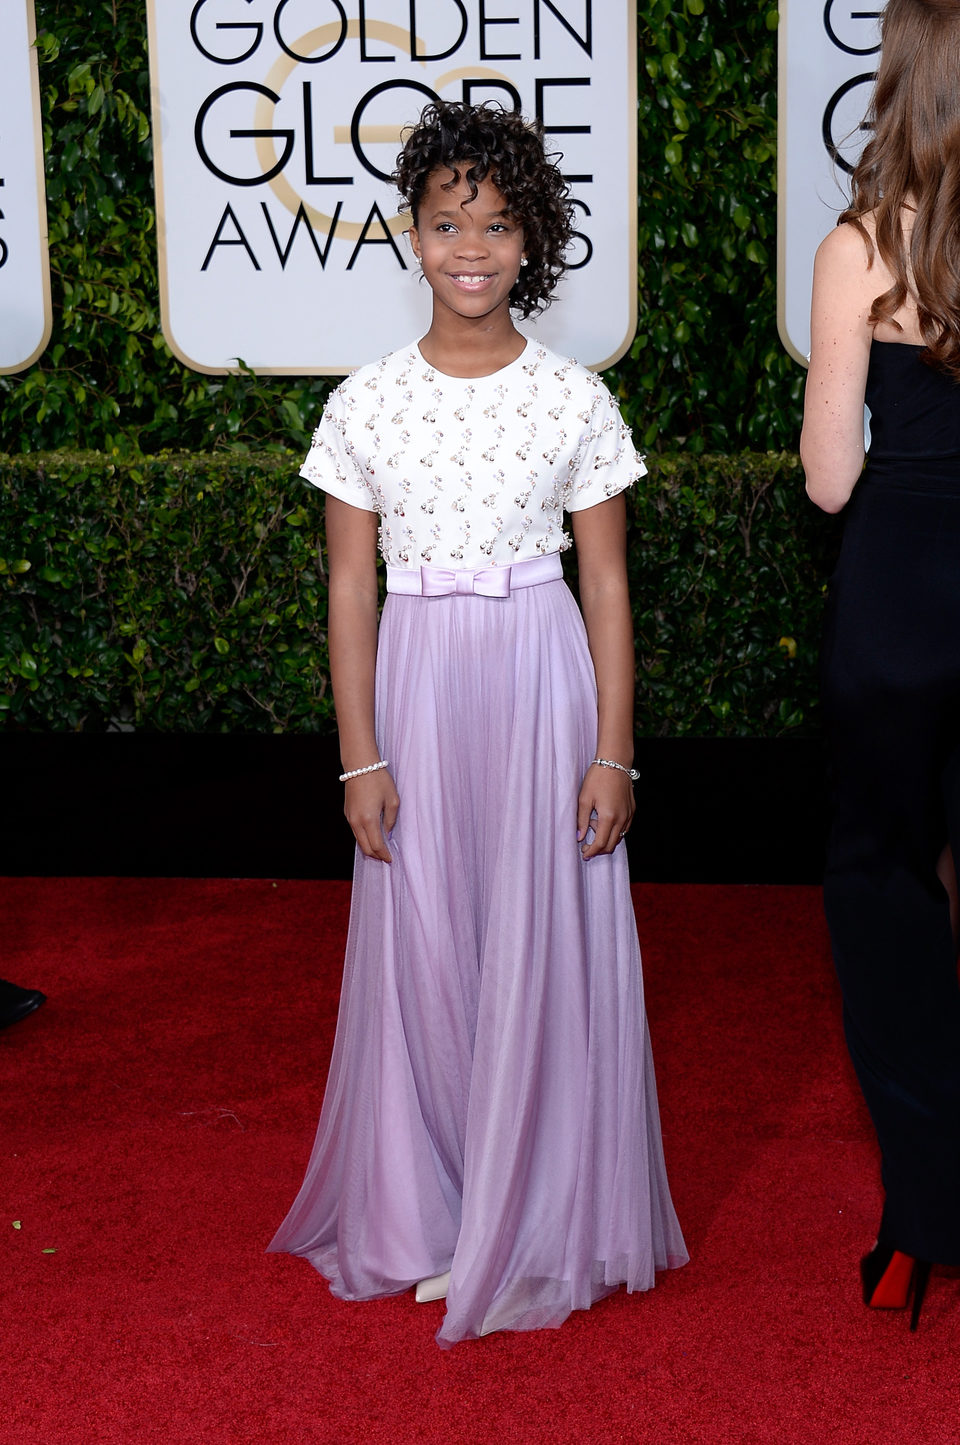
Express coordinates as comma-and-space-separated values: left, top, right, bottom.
269, 101, 687, 1346
801, 0, 960, 1330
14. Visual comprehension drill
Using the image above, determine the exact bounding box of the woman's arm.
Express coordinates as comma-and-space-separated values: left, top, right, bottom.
325, 494, 399, 863
571, 492, 636, 858
800, 222, 874, 513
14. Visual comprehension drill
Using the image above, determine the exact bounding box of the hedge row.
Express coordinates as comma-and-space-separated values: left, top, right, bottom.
0, 451, 839, 736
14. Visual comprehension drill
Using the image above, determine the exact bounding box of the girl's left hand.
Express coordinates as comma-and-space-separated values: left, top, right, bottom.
577, 763, 636, 858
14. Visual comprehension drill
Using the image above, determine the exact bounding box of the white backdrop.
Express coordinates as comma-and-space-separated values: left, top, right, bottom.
0, 0, 51, 377
147, 0, 636, 375
778, 0, 885, 365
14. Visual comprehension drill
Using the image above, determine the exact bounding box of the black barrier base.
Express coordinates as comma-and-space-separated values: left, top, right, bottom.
2, 734, 828, 883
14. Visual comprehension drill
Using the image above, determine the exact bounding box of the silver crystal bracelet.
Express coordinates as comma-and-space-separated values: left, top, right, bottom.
592, 757, 640, 782
339, 759, 389, 782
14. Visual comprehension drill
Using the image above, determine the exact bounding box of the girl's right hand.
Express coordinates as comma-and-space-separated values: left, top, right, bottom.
344, 772, 400, 863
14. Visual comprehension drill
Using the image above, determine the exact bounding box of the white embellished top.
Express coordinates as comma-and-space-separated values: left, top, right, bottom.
299, 338, 647, 569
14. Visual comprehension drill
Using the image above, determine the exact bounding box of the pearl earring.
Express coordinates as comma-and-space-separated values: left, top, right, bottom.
520, 257, 528, 268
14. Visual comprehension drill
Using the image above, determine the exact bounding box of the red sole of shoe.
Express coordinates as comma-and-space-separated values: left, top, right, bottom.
867, 1250, 915, 1309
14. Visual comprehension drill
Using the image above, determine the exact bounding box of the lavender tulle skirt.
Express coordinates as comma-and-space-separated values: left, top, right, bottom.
268, 578, 687, 1345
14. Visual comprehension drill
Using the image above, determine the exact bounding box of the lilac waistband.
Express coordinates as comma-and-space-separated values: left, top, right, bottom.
385, 553, 563, 598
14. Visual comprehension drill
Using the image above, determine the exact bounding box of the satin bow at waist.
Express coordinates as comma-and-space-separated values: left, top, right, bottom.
385, 553, 563, 597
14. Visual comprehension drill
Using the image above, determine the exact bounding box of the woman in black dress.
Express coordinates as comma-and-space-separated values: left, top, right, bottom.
801, 0, 960, 1329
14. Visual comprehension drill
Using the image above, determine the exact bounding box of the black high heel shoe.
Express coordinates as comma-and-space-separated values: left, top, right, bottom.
861, 1243, 932, 1331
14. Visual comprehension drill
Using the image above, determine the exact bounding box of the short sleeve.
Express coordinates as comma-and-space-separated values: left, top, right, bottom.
563, 376, 647, 512
298, 382, 379, 512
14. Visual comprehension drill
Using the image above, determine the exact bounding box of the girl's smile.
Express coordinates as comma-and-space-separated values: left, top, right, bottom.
449, 272, 495, 290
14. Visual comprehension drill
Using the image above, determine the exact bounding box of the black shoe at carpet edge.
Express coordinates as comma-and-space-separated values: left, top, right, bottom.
0, 981, 47, 1030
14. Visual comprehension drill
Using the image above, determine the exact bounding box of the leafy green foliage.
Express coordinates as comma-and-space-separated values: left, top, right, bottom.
0, 2, 331, 455
0, 452, 330, 731
609, 2, 803, 453
1, 451, 836, 736
629, 452, 838, 736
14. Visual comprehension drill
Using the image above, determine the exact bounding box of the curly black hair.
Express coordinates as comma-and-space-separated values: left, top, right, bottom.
393, 101, 574, 319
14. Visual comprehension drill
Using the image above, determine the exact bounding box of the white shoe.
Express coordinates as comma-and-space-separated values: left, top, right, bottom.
415, 1271, 451, 1303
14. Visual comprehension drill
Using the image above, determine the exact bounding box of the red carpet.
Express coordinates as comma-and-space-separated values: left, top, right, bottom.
2, 879, 958, 1444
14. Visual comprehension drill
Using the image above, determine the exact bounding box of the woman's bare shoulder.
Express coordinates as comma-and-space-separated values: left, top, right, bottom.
816, 217, 875, 270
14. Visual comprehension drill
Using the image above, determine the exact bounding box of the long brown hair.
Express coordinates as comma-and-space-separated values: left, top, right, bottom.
841, 0, 960, 375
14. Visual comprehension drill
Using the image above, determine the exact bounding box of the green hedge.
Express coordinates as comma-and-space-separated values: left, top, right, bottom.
0, 451, 838, 736
628, 453, 837, 735
0, 452, 326, 732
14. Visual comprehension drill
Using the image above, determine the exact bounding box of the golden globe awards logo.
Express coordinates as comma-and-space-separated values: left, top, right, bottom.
0, 0, 52, 376
778, 0, 884, 365
147, 1, 635, 374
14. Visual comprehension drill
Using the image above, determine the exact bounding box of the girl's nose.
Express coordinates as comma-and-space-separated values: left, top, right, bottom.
455, 228, 488, 258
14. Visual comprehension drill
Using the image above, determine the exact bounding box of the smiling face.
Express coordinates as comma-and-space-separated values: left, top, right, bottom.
408, 166, 526, 328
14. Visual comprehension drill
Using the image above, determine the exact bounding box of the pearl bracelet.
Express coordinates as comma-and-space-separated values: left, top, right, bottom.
339, 759, 389, 782
592, 757, 641, 783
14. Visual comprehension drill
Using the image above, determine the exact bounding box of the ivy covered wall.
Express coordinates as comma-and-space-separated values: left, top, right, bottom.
0, 1, 798, 457
1, 4, 830, 740
621, 1, 793, 453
